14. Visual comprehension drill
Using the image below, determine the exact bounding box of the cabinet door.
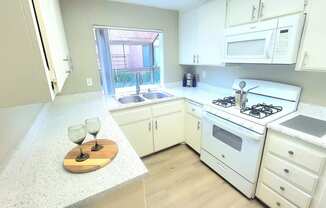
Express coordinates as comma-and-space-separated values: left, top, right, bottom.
296, 0, 326, 71
179, 8, 198, 65
259, 0, 305, 20
33, 0, 71, 93
120, 119, 154, 157
197, 0, 226, 66
185, 113, 201, 153
153, 112, 184, 151
227, 0, 260, 26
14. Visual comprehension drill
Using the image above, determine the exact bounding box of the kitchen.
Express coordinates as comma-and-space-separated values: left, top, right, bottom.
1, 0, 326, 207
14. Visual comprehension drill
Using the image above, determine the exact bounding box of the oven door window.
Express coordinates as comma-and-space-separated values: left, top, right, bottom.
212, 125, 242, 151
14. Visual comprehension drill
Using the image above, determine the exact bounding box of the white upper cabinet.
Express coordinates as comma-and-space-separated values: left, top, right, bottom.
179, 8, 198, 65
33, 0, 71, 93
197, 0, 226, 66
226, 0, 305, 27
259, 0, 305, 20
179, 0, 225, 66
296, 0, 326, 71
226, 0, 260, 26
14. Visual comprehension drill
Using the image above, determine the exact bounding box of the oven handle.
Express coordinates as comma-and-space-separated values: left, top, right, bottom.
203, 112, 265, 141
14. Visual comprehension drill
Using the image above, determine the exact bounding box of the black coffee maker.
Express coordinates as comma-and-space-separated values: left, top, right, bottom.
183, 73, 197, 87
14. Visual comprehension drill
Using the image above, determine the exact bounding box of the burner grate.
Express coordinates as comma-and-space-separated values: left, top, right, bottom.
212, 96, 235, 108
241, 103, 283, 119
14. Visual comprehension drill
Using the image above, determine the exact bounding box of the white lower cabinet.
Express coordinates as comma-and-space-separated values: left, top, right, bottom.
256, 130, 326, 208
120, 119, 154, 157
184, 101, 203, 153
153, 112, 184, 151
111, 100, 185, 157
184, 114, 201, 153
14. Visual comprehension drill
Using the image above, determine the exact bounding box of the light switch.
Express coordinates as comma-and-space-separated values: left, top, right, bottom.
86, 78, 93, 86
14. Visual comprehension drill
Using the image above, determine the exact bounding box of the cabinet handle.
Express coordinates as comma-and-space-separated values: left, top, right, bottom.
251, 5, 257, 20
284, 168, 290, 174
197, 121, 200, 130
259, 2, 264, 18
288, 150, 294, 156
63, 56, 73, 74
276, 202, 281, 207
280, 186, 285, 191
193, 55, 196, 64
300, 51, 308, 68
155, 120, 158, 130
196, 55, 199, 64
148, 122, 152, 131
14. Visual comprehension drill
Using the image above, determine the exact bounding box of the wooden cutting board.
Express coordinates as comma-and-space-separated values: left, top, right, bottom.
64, 139, 118, 173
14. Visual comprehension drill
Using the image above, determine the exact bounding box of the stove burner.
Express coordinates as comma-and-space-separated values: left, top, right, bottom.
241, 103, 283, 119
212, 96, 235, 108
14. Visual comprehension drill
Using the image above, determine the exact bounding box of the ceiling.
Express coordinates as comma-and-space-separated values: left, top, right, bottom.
109, 0, 206, 11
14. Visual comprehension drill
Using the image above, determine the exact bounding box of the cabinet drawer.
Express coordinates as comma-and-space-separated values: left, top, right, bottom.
152, 100, 184, 117
261, 169, 311, 208
265, 153, 318, 194
111, 107, 152, 125
257, 183, 297, 208
185, 100, 203, 118
268, 132, 326, 174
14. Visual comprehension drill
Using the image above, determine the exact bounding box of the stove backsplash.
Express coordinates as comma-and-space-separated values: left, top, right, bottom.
182, 65, 326, 107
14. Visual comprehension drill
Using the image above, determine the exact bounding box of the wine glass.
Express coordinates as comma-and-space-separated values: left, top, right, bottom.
85, 117, 103, 151
68, 124, 89, 162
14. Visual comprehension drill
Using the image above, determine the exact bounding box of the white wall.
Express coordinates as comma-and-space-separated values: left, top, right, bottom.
59, 0, 182, 94
0, 104, 43, 169
189, 64, 326, 106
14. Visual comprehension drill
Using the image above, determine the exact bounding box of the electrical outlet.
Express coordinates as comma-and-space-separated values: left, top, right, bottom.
202, 70, 206, 79
86, 78, 93, 86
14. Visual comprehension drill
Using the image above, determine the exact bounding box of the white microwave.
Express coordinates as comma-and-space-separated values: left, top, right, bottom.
224, 14, 305, 64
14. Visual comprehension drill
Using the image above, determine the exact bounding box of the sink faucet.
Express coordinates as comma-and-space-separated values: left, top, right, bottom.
135, 72, 143, 95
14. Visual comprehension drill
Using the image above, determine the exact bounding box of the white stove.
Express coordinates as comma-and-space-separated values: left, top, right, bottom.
200, 79, 301, 198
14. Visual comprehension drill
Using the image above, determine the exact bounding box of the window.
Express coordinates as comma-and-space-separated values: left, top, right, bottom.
94, 28, 163, 95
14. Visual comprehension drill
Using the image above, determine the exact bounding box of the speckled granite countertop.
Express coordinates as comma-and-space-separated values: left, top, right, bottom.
268, 103, 326, 149
107, 83, 232, 112
0, 83, 233, 208
0, 92, 148, 208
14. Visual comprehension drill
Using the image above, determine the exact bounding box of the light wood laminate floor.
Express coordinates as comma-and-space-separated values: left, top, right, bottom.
143, 144, 265, 208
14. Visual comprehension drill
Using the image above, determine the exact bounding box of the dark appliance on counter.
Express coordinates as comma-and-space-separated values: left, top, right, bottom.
183, 73, 197, 87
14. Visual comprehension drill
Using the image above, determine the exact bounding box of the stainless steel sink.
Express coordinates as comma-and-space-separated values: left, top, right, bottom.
118, 95, 145, 104
142, 92, 172, 100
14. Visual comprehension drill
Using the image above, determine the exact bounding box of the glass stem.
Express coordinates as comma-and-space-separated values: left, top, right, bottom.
79, 146, 83, 155
94, 134, 98, 146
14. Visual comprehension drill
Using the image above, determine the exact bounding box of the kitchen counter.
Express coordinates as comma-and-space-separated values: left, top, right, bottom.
0, 83, 233, 208
107, 83, 232, 112
268, 103, 326, 149
0, 92, 148, 208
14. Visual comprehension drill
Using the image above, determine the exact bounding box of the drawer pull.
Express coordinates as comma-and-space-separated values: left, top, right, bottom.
288, 150, 294, 156
276, 202, 281, 207
280, 186, 285, 191
221, 154, 225, 158
284, 168, 290, 174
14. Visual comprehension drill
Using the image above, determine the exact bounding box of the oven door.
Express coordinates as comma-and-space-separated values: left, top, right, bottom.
224, 29, 275, 64
202, 112, 265, 183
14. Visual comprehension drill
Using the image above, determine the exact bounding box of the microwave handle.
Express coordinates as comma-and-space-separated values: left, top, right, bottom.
264, 31, 274, 59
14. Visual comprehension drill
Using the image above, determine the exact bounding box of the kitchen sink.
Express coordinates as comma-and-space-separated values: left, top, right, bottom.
118, 95, 145, 104
142, 92, 172, 100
